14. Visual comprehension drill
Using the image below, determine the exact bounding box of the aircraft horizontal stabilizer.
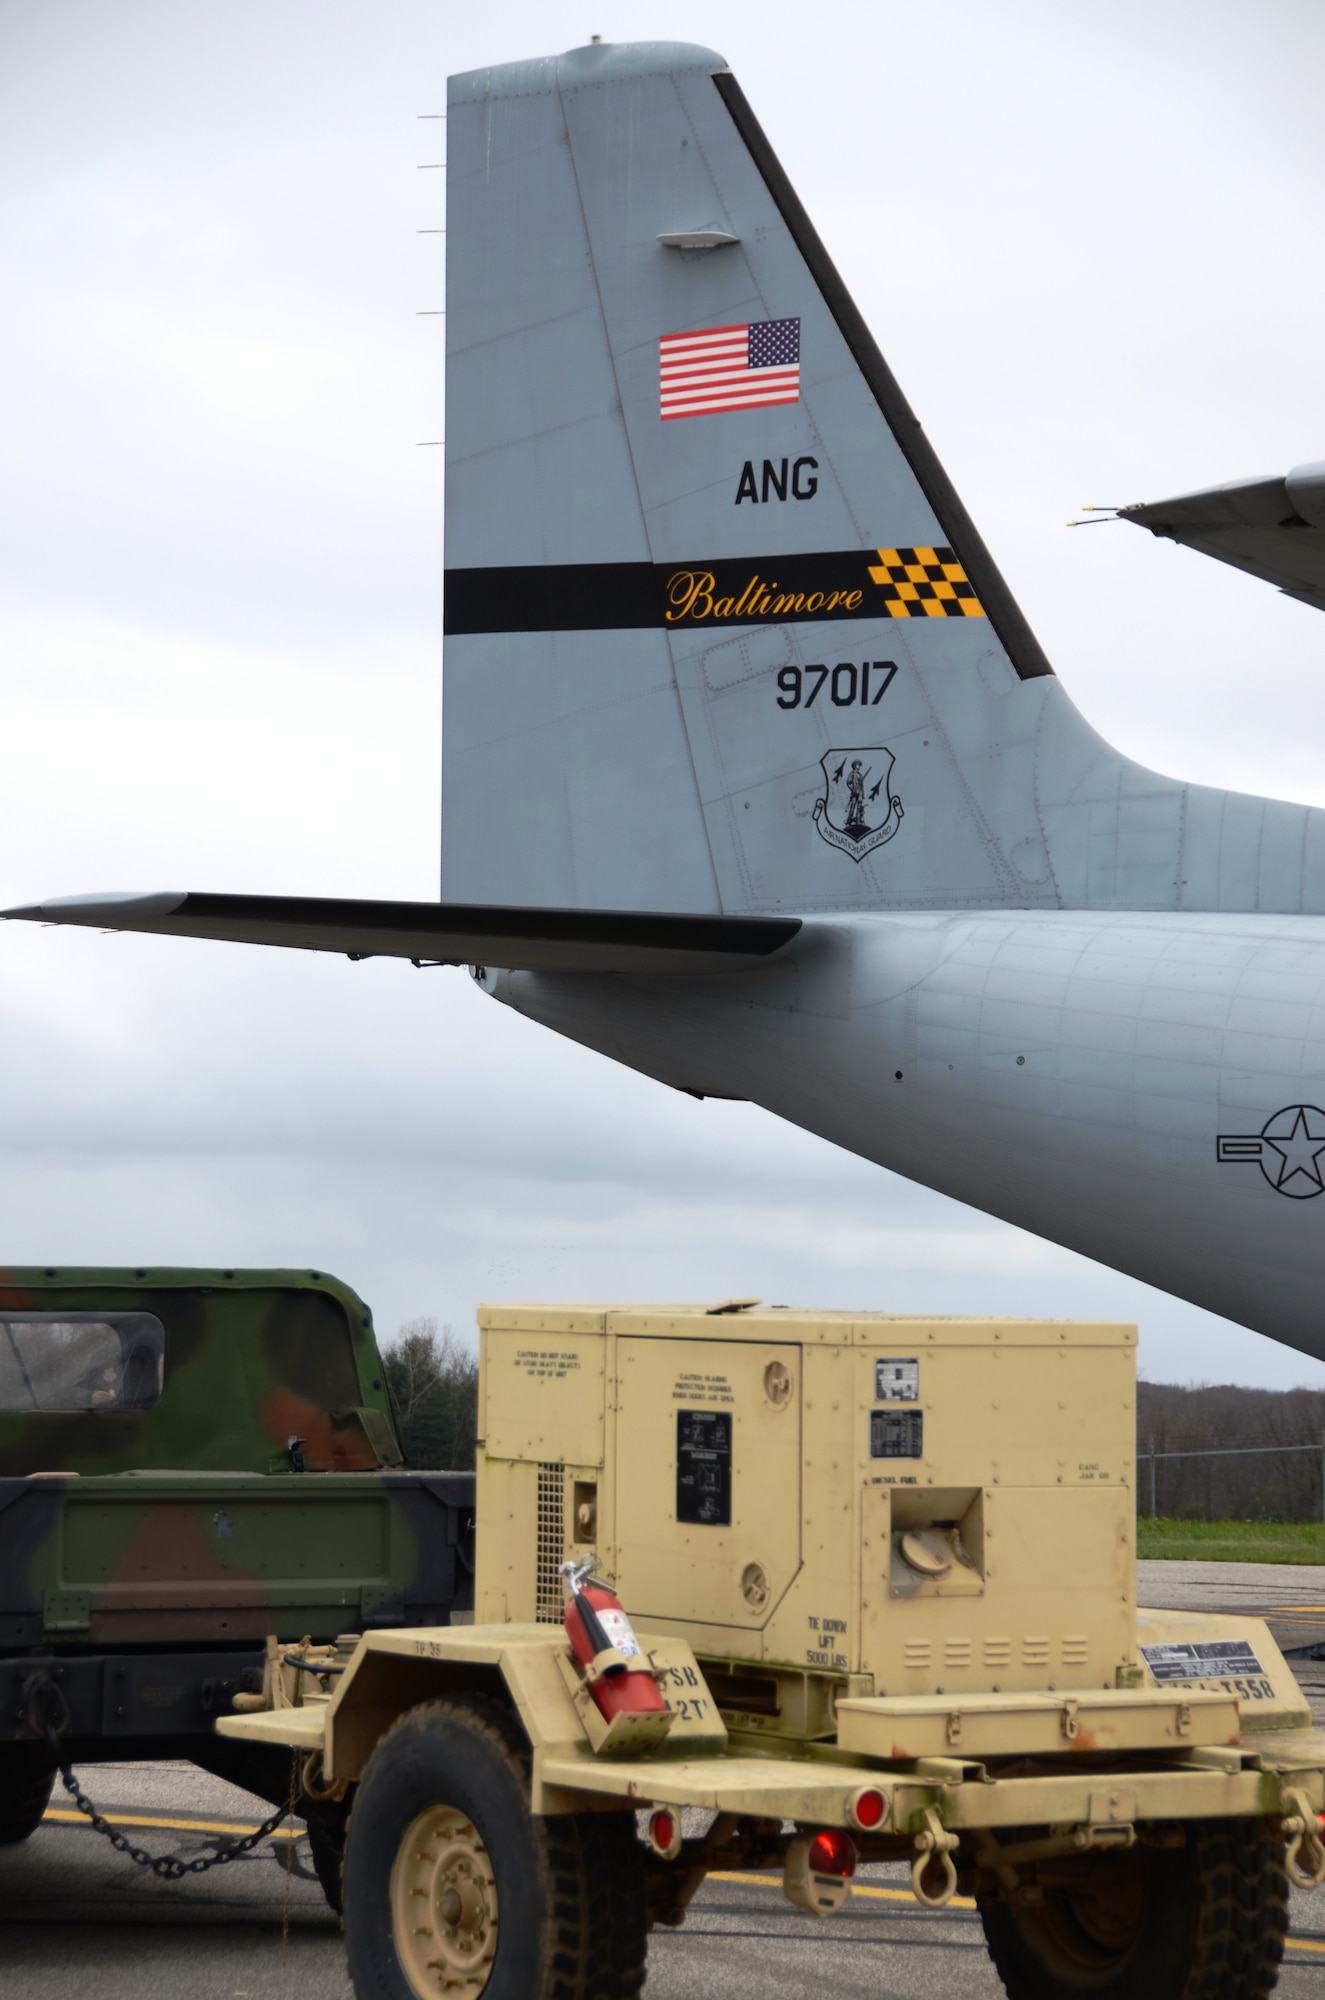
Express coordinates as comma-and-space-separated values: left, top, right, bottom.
1, 892, 799, 976
1120, 463, 1325, 611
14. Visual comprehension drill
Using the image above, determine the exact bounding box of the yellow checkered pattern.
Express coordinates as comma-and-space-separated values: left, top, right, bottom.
867, 546, 985, 618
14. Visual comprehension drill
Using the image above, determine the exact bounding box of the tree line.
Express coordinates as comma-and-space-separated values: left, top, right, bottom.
382, 1319, 479, 1471
1137, 1379, 1325, 1521
380, 1324, 1325, 1524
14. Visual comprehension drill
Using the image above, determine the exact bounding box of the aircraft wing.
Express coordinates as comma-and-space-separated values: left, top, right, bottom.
1, 892, 800, 977
1119, 461, 1325, 610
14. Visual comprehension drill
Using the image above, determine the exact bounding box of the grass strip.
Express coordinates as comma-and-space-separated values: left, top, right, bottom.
1137, 1518, 1325, 1564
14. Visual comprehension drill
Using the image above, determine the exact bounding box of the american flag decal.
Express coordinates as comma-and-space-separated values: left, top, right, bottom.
659, 318, 800, 421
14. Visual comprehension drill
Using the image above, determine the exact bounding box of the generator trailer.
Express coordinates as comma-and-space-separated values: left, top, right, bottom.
218, 1302, 1325, 1999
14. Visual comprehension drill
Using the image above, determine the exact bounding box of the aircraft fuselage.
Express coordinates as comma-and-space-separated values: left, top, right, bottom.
489, 909, 1325, 1360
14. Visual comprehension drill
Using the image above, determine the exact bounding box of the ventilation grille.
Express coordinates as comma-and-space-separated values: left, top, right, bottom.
983, 1637, 1011, 1668
1061, 1635, 1089, 1669
903, 1640, 933, 1670
535, 1462, 565, 1623
943, 1639, 972, 1669
1022, 1635, 1051, 1668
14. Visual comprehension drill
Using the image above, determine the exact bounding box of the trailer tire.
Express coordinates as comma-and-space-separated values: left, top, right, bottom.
979, 1816, 1287, 2000
341, 1694, 647, 2000
0, 1759, 54, 1845
305, 1807, 347, 1916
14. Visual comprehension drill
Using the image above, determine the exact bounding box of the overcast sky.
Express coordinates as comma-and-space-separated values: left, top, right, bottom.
3, 0, 1324, 1387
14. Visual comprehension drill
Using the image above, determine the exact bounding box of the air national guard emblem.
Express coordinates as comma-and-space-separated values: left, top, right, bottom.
812, 747, 903, 862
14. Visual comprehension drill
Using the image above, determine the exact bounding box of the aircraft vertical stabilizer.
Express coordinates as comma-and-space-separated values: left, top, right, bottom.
442, 43, 1325, 920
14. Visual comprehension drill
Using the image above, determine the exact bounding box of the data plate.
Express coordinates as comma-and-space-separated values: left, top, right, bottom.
675, 1409, 732, 1525
870, 1408, 924, 1459
874, 1358, 919, 1402
1140, 1639, 1266, 1682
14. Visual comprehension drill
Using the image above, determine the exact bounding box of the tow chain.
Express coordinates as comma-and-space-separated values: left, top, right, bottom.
28, 1674, 293, 1881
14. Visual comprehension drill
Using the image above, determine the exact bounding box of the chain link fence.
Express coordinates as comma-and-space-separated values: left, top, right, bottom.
1138, 1439, 1325, 1522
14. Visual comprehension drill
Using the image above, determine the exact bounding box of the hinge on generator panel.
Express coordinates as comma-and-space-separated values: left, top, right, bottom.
945, 1710, 962, 1747
1061, 1699, 1079, 1743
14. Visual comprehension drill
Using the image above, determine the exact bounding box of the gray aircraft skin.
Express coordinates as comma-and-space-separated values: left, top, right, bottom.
1118, 466, 1325, 612
10, 41, 1325, 1362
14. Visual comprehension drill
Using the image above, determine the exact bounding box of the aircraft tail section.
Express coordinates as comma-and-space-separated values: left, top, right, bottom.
442, 42, 1325, 919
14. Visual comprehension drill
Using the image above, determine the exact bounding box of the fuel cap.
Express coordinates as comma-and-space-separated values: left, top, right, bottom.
899, 1530, 952, 1578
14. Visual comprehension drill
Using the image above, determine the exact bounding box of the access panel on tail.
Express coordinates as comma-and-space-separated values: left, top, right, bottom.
441, 42, 1325, 921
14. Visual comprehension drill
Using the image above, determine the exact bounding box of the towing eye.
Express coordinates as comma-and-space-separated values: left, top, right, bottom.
1281, 1787, 1325, 1889
911, 1806, 959, 1906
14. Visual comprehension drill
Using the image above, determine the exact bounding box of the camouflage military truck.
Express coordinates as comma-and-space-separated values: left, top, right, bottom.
0, 1268, 473, 1898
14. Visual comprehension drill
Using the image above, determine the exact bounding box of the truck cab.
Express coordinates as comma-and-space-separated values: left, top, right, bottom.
0, 1267, 474, 1879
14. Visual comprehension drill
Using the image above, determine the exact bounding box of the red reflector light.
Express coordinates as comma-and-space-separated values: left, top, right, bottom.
648, 1808, 681, 1857
808, 1828, 857, 1878
852, 1789, 886, 1830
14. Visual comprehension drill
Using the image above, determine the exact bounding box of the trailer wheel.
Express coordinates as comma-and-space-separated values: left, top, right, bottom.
341, 1695, 647, 2000
0, 1759, 55, 1845
979, 1817, 1287, 2000
305, 1807, 347, 1915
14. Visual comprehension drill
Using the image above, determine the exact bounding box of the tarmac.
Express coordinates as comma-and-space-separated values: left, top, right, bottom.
5, 1559, 1325, 1998
1138, 1557, 1325, 1714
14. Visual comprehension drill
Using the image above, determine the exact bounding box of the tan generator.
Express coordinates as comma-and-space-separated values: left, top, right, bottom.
217, 1302, 1325, 2000
476, 1304, 1137, 1713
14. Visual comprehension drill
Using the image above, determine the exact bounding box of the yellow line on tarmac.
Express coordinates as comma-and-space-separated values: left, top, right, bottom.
33, 1827, 1325, 1959
44, 1808, 301, 1841
712, 1870, 1325, 1957
712, 1869, 976, 1910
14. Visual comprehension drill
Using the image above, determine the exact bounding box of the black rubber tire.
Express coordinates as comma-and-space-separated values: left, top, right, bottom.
306, 1808, 347, 1916
980, 1817, 1287, 2000
342, 1695, 647, 2000
0, 1762, 55, 1845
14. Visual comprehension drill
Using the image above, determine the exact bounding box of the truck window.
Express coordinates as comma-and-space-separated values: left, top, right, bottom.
0, 1313, 165, 1412
260, 1289, 362, 1410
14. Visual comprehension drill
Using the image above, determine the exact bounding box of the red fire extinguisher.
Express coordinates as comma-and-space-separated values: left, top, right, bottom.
562, 1558, 669, 1727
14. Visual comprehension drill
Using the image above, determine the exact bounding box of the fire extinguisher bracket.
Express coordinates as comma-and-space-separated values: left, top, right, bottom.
582, 1645, 632, 1686
554, 1645, 676, 1756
